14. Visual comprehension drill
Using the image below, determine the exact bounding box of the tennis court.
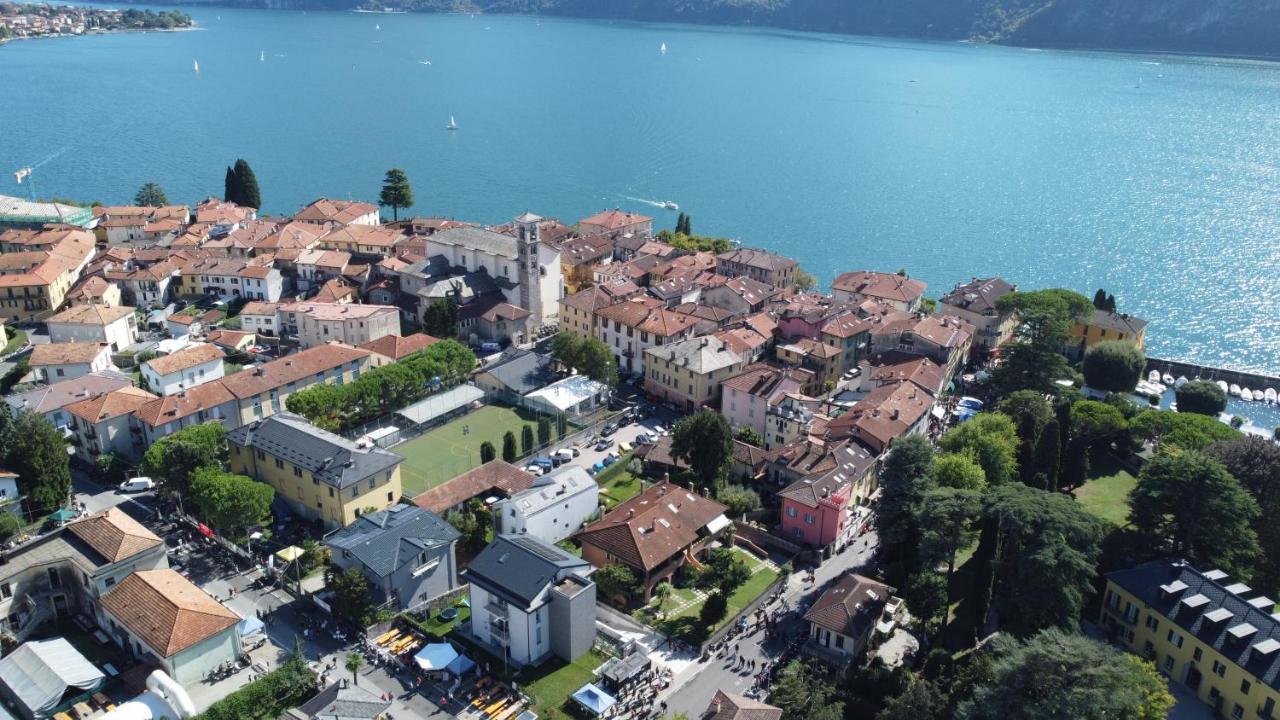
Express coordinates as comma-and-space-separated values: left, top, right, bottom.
396, 404, 538, 495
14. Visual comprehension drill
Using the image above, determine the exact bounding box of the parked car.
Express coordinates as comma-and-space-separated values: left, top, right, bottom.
619, 441, 633, 454
118, 477, 155, 493
594, 437, 615, 452
601, 423, 618, 437
602, 455, 616, 467
652, 425, 668, 437
957, 396, 984, 411
524, 465, 545, 476
634, 432, 655, 445
554, 449, 576, 464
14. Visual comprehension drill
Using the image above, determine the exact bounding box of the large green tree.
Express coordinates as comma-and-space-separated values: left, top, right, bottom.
1128, 408, 1240, 451
1175, 380, 1228, 416
133, 182, 169, 206
877, 676, 946, 720
877, 435, 935, 584
549, 332, 618, 386
140, 422, 228, 498
671, 410, 734, 488
593, 563, 638, 604
1081, 340, 1145, 393
1032, 417, 1061, 490
378, 168, 414, 221
4, 410, 71, 516
1129, 448, 1260, 577
329, 567, 375, 627
938, 413, 1018, 486
696, 547, 751, 595
992, 289, 1092, 393
189, 467, 274, 536
423, 297, 459, 339
997, 390, 1053, 484
770, 660, 844, 720
916, 487, 981, 635
1205, 436, 1280, 592
930, 453, 986, 491
224, 158, 261, 209
957, 630, 1173, 720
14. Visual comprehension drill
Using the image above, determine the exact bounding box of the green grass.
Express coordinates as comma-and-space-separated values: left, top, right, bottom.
403, 604, 471, 639
597, 457, 642, 508
2, 329, 27, 355
1072, 457, 1138, 527
522, 649, 608, 715
396, 405, 539, 495
659, 547, 779, 642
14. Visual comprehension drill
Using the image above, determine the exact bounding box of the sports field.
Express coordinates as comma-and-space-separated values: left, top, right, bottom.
396, 405, 537, 495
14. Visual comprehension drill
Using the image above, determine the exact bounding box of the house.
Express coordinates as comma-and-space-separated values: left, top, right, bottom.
0, 637, 105, 720
558, 234, 615, 294
6, 370, 133, 434
98, 569, 241, 686
94, 205, 188, 244
278, 302, 401, 349
218, 343, 372, 426
939, 277, 1018, 351
856, 352, 947, 397
65, 386, 158, 464
464, 534, 596, 666
0, 507, 167, 643
579, 209, 652, 240
701, 277, 781, 320
522, 374, 611, 418
595, 297, 698, 377
557, 281, 641, 342
778, 440, 876, 552
702, 690, 782, 720
239, 263, 285, 302
1099, 560, 1280, 720
775, 338, 842, 395
493, 466, 599, 544
715, 248, 798, 289
194, 197, 256, 225
831, 271, 926, 312
294, 198, 381, 228
206, 328, 257, 353
66, 276, 121, 308
228, 412, 403, 529
1068, 308, 1148, 360
134, 384, 240, 444
425, 216, 563, 325
238, 301, 281, 337
165, 312, 199, 338
290, 683, 391, 720
312, 278, 360, 305
0, 226, 95, 324
721, 365, 808, 449
140, 344, 225, 396
825, 382, 934, 454
110, 262, 177, 308
473, 350, 559, 406
642, 335, 745, 411
325, 504, 460, 609
412, 461, 536, 516
30, 342, 114, 383
358, 333, 439, 367
804, 573, 896, 666
575, 480, 729, 600
820, 314, 874, 375
455, 297, 534, 346
317, 225, 407, 259
295, 249, 352, 290
46, 304, 137, 352
730, 441, 769, 484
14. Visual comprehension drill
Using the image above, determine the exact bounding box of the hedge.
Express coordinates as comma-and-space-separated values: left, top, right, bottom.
194, 656, 315, 720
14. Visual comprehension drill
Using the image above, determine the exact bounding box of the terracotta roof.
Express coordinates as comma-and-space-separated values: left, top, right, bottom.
219, 343, 369, 399
907, 314, 973, 348
168, 314, 196, 326
803, 573, 894, 637
940, 277, 1015, 314
358, 333, 439, 360
1085, 308, 1148, 335
821, 314, 874, 339
862, 352, 946, 396
780, 338, 840, 360
134, 382, 237, 427
239, 264, 274, 279
47, 304, 135, 326
558, 234, 614, 266
596, 296, 664, 327
67, 276, 115, 301
294, 198, 378, 225
636, 309, 700, 338
826, 382, 933, 449
722, 364, 803, 398
239, 301, 280, 317
580, 209, 652, 230
206, 329, 256, 349
257, 222, 325, 250
480, 303, 531, 323
704, 690, 782, 720
65, 386, 158, 423
732, 440, 769, 469
312, 279, 359, 304
722, 277, 778, 306
142, 344, 224, 377
30, 342, 109, 366
776, 441, 875, 507
831, 271, 926, 304
412, 462, 535, 513
560, 282, 640, 314
575, 481, 727, 573
297, 249, 352, 269
280, 301, 397, 321
99, 569, 239, 657
66, 507, 163, 563
321, 224, 406, 250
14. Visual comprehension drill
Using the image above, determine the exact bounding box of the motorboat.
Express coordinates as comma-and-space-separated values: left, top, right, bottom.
1216, 380, 1229, 394
1162, 373, 1176, 386
661, 201, 679, 210
193, 59, 199, 73
1174, 376, 1189, 388
1265, 388, 1278, 403
1242, 388, 1254, 402
1230, 384, 1242, 397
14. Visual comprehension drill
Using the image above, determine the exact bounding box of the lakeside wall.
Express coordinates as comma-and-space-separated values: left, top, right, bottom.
1146, 357, 1280, 391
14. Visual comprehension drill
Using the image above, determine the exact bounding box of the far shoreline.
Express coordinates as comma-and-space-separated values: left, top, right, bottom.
0, 23, 198, 46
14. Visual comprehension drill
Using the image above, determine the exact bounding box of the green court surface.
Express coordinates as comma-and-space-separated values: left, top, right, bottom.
396, 405, 538, 496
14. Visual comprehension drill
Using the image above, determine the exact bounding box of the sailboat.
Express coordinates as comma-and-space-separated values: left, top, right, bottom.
660, 42, 667, 55
447, 115, 458, 131
193, 59, 199, 73
375, 23, 381, 30
260, 51, 265, 62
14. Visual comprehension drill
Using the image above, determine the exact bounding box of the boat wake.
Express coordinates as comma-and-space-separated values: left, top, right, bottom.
418, 60, 432, 65
618, 194, 667, 209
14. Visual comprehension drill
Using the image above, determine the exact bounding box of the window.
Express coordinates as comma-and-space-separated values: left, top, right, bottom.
105, 577, 115, 588
1163, 655, 1174, 671
1124, 603, 1138, 624
804, 513, 816, 525
1232, 704, 1244, 720
1213, 660, 1227, 678
294, 467, 303, 477
0, 583, 9, 599
1167, 630, 1184, 648
786, 506, 797, 518
1240, 679, 1251, 695
791, 527, 802, 538
350, 487, 358, 498
47, 568, 60, 589
388, 491, 394, 502
328, 487, 334, 497
368, 478, 375, 491
275, 458, 285, 470
1194, 647, 1203, 661
1144, 615, 1159, 631
256, 449, 266, 460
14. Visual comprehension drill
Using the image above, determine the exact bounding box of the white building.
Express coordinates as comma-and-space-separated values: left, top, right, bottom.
493, 466, 599, 545
46, 304, 138, 352
239, 264, 285, 302
426, 214, 563, 325
140, 344, 225, 396
238, 301, 281, 337
279, 302, 401, 349
29, 342, 114, 383
65, 386, 158, 464
522, 374, 610, 418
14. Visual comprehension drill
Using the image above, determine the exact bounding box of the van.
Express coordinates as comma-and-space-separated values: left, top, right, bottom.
118, 477, 155, 493
554, 449, 576, 463
480, 342, 502, 354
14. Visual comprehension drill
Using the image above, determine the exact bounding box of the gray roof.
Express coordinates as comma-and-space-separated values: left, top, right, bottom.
227, 413, 403, 490
1089, 308, 1148, 334
479, 350, 558, 395
464, 534, 590, 608
0, 638, 104, 717
433, 226, 519, 259
1107, 559, 1280, 692
940, 277, 1015, 314
296, 681, 391, 720
324, 504, 459, 578
415, 269, 501, 302
5, 370, 133, 417
500, 465, 597, 517
644, 335, 743, 374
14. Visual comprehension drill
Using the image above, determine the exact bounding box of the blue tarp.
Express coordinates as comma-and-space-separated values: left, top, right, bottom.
445, 653, 475, 676
239, 616, 265, 636
571, 683, 616, 716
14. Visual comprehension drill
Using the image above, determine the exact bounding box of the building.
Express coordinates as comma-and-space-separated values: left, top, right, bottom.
579, 209, 652, 240
463, 534, 596, 667
595, 297, 698, 377
194, 197, 256, 225
29, 342, 114, 383
557, 234, 615, 294
218, 343, 372, 426
1100, 560, 1280, 720
701, 277, 781, 320
46, 304, 137, 352
702, 690, 782, 720
856, 353, 948, 397
804, 573, 896, 666
134, 383, 240, 445
522, 375, 611, 418
777, 440, 876, 552
66, 276, 121, 308
826, 381, 934, 454
831, 271, 926, 313
458, 297, 534, 346
98, 569, 241, 686
426, 216, 563, 325
0, 195, 94, 230
1068, 308, 1148, 359
869, 313, 974, 380
238, 301, 281, 337
575, 481, 730, 600
317, 225, 407, 259
295, 249, 352, 291
0, 638, 105, 720
493, 466, 599, 544
557, 281, 641, 342
412, 462, 536, 516
715, 248, 798, 289
228, 412, 403, 529
294, 198, 381, 228
278, 302, 401, 349
938, 277, 1017, 351
643, 335, 745, 411
325, 504, 460, 609
357, 333, 439, 367
206, 328, 257, 353
0, 228, 95, 324
290, 682, 391, 720
6, 370, 133, 434
94, 205, 188, 245
240, 263, 284, 301
65, 386, 158, 464
0, 508, 167, 643
473, 350, 559, 406
139, 344, 225, 396
819, 314, 874, 375
775, 338, 842, 395
165, 312, 199, 338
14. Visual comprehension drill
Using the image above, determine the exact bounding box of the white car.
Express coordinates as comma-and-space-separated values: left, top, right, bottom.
652, 425, 668, 437
524, 465, 545, 476
118, 477, 155, 493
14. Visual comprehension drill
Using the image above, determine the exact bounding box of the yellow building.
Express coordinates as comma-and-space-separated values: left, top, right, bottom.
227, 412, 403, 529
1101, 560, 1280, 720
0, 228, 96, 324
642, 335, 745, 412
1068, 308, 1148, 359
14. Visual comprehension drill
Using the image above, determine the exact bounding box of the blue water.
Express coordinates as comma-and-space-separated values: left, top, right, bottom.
2, 9, 1280, 378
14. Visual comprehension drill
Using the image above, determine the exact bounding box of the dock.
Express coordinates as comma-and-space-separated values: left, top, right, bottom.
1146, 357, 1280, 392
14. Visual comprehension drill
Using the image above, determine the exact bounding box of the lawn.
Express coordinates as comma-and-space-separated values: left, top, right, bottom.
658, 547, 780, 642
1072, 458, 1138, 528
596, 458, 642, 508
396, 405, 539, 495
2, 329, 27, 356
521, 649, 609, 716
403, 604, 471, 639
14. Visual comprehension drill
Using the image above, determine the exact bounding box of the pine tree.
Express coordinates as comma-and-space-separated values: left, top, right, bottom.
379, 168, 414, 221
1034, 418, 1061, 490
134, 182, 168, 207
231, 158, 261, 209
1092, 288, 1107, 309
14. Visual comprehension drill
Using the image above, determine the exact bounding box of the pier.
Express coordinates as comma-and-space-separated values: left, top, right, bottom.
1146, 357, 1280, 392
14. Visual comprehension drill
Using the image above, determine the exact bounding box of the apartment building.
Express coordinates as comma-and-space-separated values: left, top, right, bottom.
218, 343, 372, 426
278, 302, 401, 349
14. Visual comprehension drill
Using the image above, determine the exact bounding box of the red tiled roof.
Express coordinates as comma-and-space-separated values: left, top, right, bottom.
358, 333, 440, 360
575, 481, 727, 573
99, 569, 239, 657
411, 462, 535, 513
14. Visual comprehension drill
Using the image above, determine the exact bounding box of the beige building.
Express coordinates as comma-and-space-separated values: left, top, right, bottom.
279, 302, 401, 349
30, 342, 114, 383
0, 229, 96, 324
218, 343, 372, 426
939, 277, 1018, 351
65, 386, 158, 464
293, 198, 381, 228
46, 304, 138, 352
228, 413, 403, 529
643, 335, 745, 411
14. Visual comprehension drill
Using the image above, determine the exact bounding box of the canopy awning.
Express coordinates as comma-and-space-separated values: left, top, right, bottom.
275, 546, 304, 562
49, 509, 77, 522
571, 683, 616, 716
238, 616, 265, 637
445, 653, 475, 676
0, 638, 104, 717
414, 643, 458, 671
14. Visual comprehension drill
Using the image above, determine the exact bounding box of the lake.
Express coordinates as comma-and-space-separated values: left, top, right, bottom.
1, 9, 1279, 381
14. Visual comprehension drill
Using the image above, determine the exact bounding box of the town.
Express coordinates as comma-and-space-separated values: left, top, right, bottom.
0, 3, 192, 42
0, 170, 1274, 720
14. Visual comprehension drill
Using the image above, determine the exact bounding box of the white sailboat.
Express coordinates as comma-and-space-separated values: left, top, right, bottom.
447, 115, 458, 130
260, 51, 265, 62
192, 59, 199, 73
375, 23, 381, 29
660, 42, 667, 55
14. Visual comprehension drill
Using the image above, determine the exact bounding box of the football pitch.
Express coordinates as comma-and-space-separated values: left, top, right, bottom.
395, 405, 538, 496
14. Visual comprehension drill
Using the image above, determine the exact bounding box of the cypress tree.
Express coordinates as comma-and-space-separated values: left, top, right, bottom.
1092, 288, 1107, 309
1105, 293, 1117, 312
501, 431, 517, 463
1016, 413, 1039, 484
224, 165, 237, 202
1034, 418, 1061, 490
479, 441, 496, 464
537, 417, 551, 446
379, 168, 414, 221
521, 425, 534, 455
232, 158, 261, 209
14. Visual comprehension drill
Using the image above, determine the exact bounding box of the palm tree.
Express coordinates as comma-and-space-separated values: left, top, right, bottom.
345, 652, 363, 685
653, 582, 673, 618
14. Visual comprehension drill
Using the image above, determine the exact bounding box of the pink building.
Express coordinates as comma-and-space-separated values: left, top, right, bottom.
776, 440, 876, 553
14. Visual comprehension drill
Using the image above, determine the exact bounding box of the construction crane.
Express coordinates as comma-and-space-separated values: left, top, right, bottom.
12, 145, 71, 201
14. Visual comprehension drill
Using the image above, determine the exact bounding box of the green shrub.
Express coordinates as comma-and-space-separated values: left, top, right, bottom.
195, 656, 315, 720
